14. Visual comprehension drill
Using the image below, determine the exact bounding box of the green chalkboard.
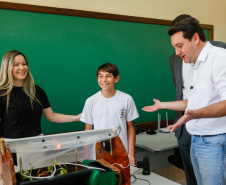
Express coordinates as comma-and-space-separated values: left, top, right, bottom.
0, 8, 210, 134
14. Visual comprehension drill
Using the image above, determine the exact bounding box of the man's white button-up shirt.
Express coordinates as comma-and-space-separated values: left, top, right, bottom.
186, 41, 226, 135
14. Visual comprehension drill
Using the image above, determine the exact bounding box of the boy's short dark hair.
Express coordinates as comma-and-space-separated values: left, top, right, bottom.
168, 14, 206, 42
96, 63, 119, 78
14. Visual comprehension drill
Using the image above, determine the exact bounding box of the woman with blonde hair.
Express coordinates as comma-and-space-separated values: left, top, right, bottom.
0, 50, 80, 138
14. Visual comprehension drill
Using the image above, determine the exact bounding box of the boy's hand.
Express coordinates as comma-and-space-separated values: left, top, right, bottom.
128, 154, 136, 165
142, 98, 161, 112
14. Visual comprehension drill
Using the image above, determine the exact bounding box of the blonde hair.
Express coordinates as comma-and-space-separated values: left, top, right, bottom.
0, 50, 40, 111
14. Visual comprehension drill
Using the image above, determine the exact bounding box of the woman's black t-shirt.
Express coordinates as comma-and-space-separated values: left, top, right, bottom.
0, 85, 50, 138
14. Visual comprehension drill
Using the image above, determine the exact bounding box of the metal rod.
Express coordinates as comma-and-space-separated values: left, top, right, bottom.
166, 112, 168, 127
1, 138, 5, 156
75, 148, 77, 172
158, 113, 161, 131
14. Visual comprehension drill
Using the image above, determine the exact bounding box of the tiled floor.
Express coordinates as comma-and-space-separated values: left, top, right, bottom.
153, 165, 186, 185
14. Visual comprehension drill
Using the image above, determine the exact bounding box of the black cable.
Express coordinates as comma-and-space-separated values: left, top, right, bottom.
131, 168, 151, 185
131, 168, 141, 183
133, 177, 150, 185
130, 164, 137, 167
132, 168, 141, 176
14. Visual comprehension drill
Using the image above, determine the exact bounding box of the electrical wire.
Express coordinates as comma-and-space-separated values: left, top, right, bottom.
117, 129, 121, 137
58, 162, 106, 171
20, 165, 56, 179
110, 163, 151, 185
130, 164, 137, 167
19, 162, 106, 179
110, 162, 130, 169
131, 166, 151, 185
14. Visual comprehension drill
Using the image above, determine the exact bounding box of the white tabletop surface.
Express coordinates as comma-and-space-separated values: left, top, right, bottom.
130, 166, 180, 185
136, 130, 178, 152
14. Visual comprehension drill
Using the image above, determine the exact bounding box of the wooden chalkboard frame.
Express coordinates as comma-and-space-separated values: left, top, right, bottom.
0, 1, 214, 41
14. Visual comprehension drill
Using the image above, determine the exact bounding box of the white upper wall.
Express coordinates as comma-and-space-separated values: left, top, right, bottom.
1, 0, 226, 42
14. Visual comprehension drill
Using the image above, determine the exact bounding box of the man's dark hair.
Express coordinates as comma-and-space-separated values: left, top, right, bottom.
168, 14, 206, 42
96, 63, 119, 78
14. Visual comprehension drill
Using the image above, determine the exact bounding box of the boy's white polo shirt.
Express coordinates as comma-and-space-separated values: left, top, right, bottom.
186, 42, 226, 135
80, 90, 139, 153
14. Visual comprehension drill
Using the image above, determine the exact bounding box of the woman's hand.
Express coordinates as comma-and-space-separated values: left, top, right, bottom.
75, 113, 82, 121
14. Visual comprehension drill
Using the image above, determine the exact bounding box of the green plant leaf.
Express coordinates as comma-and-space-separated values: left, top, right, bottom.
60, 169, 67, 175
23, 170, 29, 175
23, 176, 29, 180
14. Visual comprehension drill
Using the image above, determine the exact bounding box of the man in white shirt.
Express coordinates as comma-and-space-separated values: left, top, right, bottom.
143, 15, 226, 185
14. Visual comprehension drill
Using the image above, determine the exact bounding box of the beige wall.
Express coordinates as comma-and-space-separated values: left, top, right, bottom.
1, 0, 226, 42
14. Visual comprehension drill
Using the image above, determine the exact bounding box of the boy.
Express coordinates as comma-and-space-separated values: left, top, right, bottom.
80, 63, 139, 164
